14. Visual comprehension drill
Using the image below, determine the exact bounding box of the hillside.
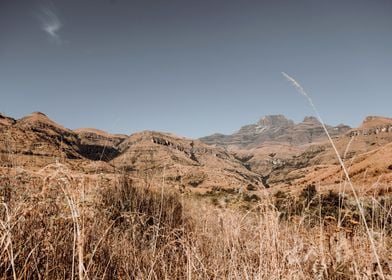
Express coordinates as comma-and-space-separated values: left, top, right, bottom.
262, 116, 392, 191
0, 113, 16, 128
0, 112, 83, 167
110, 131, 262, 191
0, 112, 263, 192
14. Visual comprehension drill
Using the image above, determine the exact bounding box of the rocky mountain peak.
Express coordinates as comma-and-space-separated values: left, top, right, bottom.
19, 111, 54, 124
16, 112, 75, 140
257, 115, 294, 127
302, 116, 320, 124
30, 111, 48, 117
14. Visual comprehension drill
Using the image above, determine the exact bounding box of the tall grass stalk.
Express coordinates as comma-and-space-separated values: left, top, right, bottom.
61, 185, 85, 280
0, 203, 16, 280
282, 71, 385, 279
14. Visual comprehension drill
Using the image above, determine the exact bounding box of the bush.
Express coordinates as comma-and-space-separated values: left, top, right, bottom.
98, 176, 184, 246
273, 190, 296, 220
273, 186, 346, 224
86, 176, 188, 278
319, 190, 344, 218
299, 184, 317, 205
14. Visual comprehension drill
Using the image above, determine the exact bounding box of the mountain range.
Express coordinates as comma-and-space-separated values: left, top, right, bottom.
1, 112, 392, 195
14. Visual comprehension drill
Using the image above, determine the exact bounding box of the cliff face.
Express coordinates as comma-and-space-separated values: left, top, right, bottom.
200, 115, 351, 149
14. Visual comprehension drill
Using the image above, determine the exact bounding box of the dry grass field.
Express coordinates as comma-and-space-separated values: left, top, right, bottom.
1, 167, 391, 279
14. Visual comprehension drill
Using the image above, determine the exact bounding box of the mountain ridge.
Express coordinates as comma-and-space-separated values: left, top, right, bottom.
0, 112, 263, 191
1, 112, 391, 192
200, 114, 351, 148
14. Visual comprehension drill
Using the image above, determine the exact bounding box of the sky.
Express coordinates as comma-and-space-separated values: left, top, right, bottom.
1, 0, 391, 138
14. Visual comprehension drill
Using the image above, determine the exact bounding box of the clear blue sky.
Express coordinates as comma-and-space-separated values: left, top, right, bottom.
1, 0, 391, 138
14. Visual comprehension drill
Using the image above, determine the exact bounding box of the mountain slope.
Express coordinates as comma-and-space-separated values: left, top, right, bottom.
0, 112, 82, 164
111, 131, 263, 191
263, 116, 392, 190
0, 113, 16, 128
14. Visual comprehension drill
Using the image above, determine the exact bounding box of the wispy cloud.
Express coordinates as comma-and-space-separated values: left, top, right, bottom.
38, 3, 63, 44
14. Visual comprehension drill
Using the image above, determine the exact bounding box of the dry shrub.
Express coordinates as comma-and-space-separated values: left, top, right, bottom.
87, 176, 187, 279
0, 175, 187, 279
0, 177, 76, 279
